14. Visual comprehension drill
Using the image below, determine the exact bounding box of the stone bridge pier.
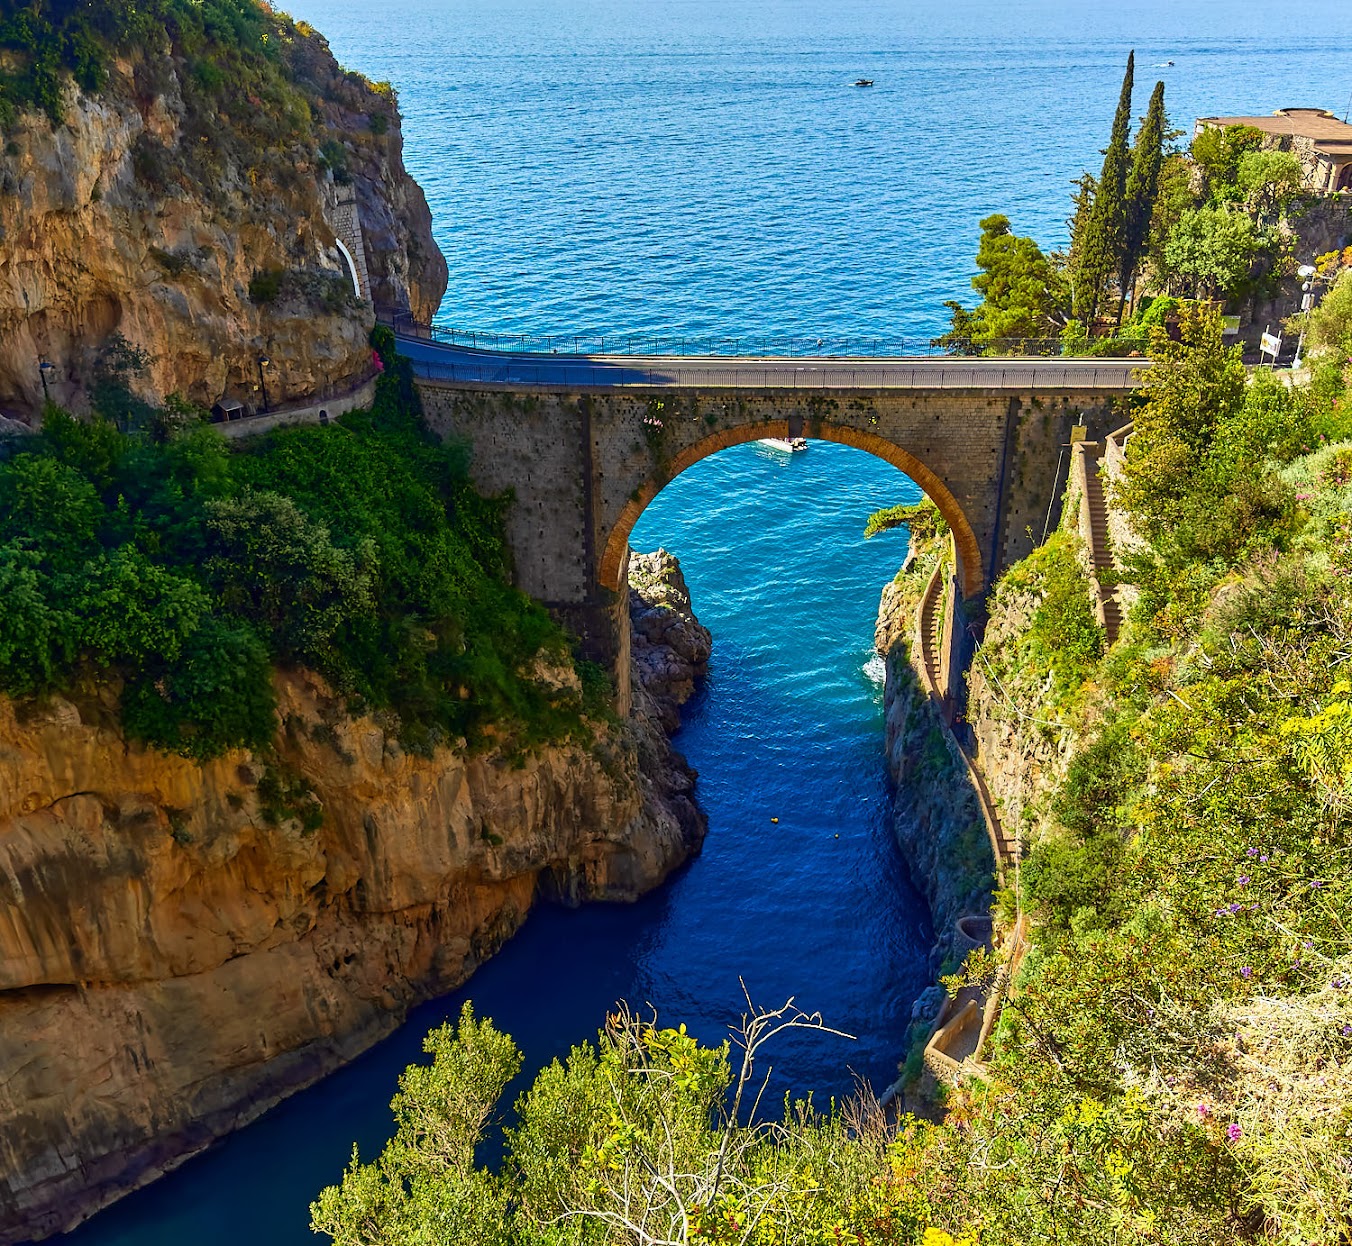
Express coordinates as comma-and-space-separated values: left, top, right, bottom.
416, 381, 1125, 707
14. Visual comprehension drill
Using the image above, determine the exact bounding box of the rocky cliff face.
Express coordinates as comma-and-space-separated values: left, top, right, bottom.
874, 554, 994, 975
0, 23, 445, 418
0, 584, 705, 1243
628, 549, 713, 733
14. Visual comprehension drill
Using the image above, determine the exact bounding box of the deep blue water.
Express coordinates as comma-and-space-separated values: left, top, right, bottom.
305, 0, 1348, 345
57, 2, 1352, 1243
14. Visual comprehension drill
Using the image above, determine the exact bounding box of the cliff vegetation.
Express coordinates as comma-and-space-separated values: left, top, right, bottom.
0, 330, 606, 761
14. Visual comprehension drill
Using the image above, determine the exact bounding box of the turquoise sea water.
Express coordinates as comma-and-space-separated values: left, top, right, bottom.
56, 3, 1352, 1243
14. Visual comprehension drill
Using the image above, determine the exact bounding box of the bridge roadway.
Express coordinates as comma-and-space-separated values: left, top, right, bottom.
395, 334, 1146, 392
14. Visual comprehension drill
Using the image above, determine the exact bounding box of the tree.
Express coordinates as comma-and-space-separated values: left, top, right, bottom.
76, 546, 210, 668
1236, 148, 1304, 223
1113, 304, 1246, 539
1111, 303, 1299, 589
971, 214, 1064, 340
0, 542, 80, 696
933, 215, 1064, 353
1074, 51, 1135, 324
204, 488, 377, 666
1161, 205, 1269, 299
932, 300, 982, 354
1301, 268, 1352, 356
0, 452, 105, 567
120, 614, 277, 759
310, 1004, 517, 1246
1190, 123, 1265, 202
1146, 151, 1199, 276
1066, 171, 1097, 280
310, 999, 915, 1246
1119, 80, 1166, 316
90, 332, 156, 432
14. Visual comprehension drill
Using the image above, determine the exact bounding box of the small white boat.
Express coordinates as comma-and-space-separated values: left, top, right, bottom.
853, 78, 874, 87
758, 436, 808, 452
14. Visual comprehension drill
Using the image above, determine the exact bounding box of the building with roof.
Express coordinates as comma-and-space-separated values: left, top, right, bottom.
1194, 107, 1352, 195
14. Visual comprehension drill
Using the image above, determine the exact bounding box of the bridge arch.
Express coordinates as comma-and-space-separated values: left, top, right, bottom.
597, 421, 985, 600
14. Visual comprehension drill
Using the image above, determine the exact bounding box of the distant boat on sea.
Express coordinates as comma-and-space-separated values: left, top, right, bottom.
853, 78, 874, 87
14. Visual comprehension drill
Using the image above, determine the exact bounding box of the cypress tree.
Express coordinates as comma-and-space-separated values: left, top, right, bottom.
1074, 51, 1135, 325
1066, 171, 1097, 311
1119, 80, 1167, 319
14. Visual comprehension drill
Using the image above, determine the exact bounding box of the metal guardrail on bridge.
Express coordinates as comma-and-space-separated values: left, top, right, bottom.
377, 308, 1093, 360
402, 355, 1144, 391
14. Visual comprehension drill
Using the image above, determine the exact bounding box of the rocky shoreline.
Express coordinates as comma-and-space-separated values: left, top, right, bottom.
0, 550, 709, 1244
628, 548, 714, 734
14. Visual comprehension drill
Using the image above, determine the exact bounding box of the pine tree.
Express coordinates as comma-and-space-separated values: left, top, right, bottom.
1119, 80, 1167, 319
1074, 51, 1135, 325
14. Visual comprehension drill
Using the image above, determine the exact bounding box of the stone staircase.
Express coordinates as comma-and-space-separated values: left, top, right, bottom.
914, 557, 1017, 879
1075, 442, 1123, 645
918, 560, 945, 698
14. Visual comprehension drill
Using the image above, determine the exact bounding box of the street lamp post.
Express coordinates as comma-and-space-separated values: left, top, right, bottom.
1292, 263, 1318, 371
38, 359, 54, 404
256, 354, 271, 413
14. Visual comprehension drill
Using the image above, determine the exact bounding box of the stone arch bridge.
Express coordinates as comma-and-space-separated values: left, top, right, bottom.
402, 338, 1143, 703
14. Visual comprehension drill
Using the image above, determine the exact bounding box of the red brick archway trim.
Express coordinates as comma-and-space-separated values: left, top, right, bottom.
598, 421, 986, 599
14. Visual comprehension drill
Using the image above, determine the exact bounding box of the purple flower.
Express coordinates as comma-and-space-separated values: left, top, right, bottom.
1247, 847, 1259, 857
1259, 855, 1269, 863
1305, 941, 1314, 950
1227, 1123, 1242, 1142
1240, 967, 1253, 979
1311, 880, 1326, 889
1228, 903, 1243, 914
1196, 1103, 1210, 1118
1341, 1024, 1351, 1037
1237, 875, 1251, 886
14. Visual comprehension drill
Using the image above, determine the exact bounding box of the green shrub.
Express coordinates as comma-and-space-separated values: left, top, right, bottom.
318, 136, 350, 184
256, 763, 323, 832
248, 267, 284, 305
120, 614, 277, 759
863, 498, 948, 541
1021, 827, 1126, 932
1023, 531, 1103, 698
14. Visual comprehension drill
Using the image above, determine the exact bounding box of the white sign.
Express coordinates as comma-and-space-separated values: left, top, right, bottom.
1261, 331, 1282, 356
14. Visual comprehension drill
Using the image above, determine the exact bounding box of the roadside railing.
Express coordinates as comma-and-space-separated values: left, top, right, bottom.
403, 356, 1143, 391
376, 307, 1089, 360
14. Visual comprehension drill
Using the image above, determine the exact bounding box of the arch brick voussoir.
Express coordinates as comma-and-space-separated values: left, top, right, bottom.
598, 421, 986, 600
